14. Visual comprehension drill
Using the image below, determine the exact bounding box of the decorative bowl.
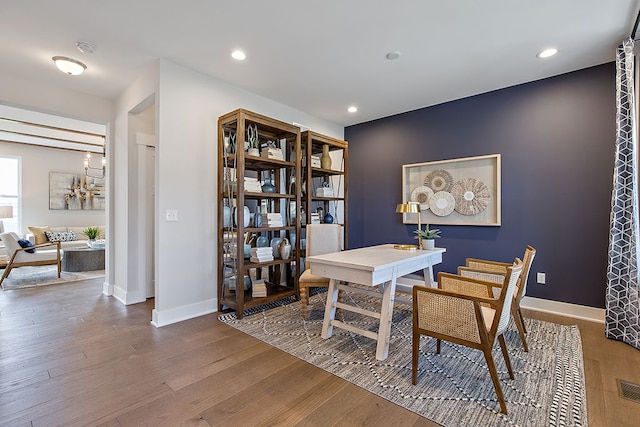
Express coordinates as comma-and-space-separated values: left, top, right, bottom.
87, 239, 106, 249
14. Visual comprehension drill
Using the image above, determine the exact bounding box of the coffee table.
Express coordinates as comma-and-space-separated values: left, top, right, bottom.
62, 247, 105, 272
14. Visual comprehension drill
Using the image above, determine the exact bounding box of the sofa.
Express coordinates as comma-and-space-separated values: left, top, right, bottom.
26, 226, 105, 250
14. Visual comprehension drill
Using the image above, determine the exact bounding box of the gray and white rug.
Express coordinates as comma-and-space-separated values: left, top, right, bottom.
0, 265, 104, 290
219, 290, 587, 427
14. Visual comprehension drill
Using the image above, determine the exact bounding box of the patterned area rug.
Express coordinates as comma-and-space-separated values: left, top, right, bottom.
0, 265, 104, 290
219, 290, 587, 427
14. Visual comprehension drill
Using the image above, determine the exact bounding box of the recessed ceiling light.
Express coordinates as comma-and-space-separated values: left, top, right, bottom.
347, 106, 358, 113
537, 48, 558, 59
231, 50, 246, 60
385, 51, 401, 60
76, 41, 95, 54
52, 56, 86, 75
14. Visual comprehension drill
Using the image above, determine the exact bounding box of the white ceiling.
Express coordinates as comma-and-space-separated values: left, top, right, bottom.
2, 1, 639, 126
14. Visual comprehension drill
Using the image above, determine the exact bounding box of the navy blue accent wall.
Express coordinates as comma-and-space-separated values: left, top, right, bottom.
345, 63, 615, 308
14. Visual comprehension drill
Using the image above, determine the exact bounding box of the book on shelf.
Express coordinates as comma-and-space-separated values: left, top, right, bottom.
259, 213, 284, 227
250, 247, 274, 262
261, 147, 284, 160
244, 177, 262, 192
310, 213, 321, 224
316, 187, 334, 197
252, 279, 267, 297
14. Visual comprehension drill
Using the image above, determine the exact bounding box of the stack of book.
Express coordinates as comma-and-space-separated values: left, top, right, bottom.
260, 212, 283, 227
261, 147, 284, 160
252, 279, 267, 297
310, 212, 321, 224
244, 177, 262, 192
316, 187, 334, 197
250, 247, 274, 263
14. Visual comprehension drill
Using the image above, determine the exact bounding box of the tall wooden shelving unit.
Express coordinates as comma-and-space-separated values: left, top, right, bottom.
301, 130, 348, 248
217, 109, 301, 319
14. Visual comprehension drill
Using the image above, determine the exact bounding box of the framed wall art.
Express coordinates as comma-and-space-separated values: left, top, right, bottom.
401, 154, 501, 226
49, 172, 105, 210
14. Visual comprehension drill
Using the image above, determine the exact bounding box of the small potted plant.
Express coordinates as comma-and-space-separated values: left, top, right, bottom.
247, 124, 260, 156
414, 224, 441, 250
83, 226, 100, 247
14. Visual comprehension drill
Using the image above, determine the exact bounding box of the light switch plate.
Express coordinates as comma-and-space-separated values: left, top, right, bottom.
166, 209, 178, 222
537, 272, 546, 284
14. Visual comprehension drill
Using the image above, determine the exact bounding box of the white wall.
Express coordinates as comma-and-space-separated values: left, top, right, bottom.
148, 59, 343, 326
111, 64, 159, 305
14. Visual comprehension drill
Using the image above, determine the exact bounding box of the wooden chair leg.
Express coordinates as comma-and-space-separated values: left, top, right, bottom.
300, 286, 309, 319
412, 332, 419, 384
436, 338, 441, 354
498, 334, 515, 379
511, 304, 529, 352
482, 346, 508, 414
518, 307, 527, 333
0, 265, 12, 289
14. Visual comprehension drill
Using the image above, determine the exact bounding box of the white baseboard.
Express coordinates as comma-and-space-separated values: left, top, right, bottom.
102, 281, 113, 296
521, 296, 605, 323
151, 298, 218, 327
396, 275, 605, 324
109, 284, 146, 306
111, 285, 128, 305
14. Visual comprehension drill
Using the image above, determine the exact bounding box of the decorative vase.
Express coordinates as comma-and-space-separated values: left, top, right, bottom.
323, 212, 334, 224
422, 239, 436, 250
254, 206, 263, 227
279, 238, 291, 260
270, 237, 282, 258
262, 177, 277, 193
321, 144, 332, 170
223, 205, 231, 228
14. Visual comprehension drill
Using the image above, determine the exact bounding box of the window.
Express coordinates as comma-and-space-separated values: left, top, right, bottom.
0, 155, 20, 234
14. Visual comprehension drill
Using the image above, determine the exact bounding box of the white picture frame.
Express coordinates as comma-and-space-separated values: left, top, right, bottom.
402, 154, 501, 226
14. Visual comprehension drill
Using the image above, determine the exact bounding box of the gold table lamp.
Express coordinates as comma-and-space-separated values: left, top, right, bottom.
395, 202, 421, 250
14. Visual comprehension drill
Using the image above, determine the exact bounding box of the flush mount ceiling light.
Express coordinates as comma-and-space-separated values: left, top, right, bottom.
231, 50, 246, 60
347, 106, 358, 113
52, 56, 87, 75
537, 48, 558, 59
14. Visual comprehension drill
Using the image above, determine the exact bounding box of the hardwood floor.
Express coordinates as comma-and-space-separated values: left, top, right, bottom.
0, 280, 638, 426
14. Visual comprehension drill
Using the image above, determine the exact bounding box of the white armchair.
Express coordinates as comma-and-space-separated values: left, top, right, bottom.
0, 232, 62, 289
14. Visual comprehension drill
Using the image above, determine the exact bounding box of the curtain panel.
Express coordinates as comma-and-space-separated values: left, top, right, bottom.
606, 39, 640, 350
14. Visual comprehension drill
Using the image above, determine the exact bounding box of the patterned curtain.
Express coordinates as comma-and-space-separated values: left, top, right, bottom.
606, 39, 640, 349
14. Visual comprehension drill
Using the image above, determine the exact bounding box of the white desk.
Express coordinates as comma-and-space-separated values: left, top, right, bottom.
308, 244, 445, 360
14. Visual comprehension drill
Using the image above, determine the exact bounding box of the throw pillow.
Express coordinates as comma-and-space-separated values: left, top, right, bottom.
17, 238, 36, 253
44, 230, 77, 242
28, 226, 51, 245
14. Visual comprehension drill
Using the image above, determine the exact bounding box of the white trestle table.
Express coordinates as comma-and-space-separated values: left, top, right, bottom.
307, 244, 446, 360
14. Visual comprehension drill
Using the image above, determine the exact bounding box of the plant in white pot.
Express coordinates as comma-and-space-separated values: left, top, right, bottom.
83, 226, 104, 249
414, 224, 441, 250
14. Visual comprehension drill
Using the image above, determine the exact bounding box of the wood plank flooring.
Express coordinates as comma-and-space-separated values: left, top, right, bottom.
0, 279, 638, 426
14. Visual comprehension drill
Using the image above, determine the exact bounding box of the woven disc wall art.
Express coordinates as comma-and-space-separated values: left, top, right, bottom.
424, 169, 453, 192
451, 177, 491, 215
429, 191, 455, 216
410, 186, 434, 210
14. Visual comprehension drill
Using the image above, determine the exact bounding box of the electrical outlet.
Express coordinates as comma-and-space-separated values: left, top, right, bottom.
537, 272, 546, 285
